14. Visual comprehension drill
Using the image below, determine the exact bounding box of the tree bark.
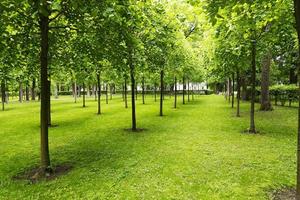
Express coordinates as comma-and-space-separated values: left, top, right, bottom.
124, 77, 128, 108
174, 76, 177, 109
1, 80, 5, 111
47, 80, 52, 127
19, 81, 23, 103
293, 0, 300, 198
97, 72, 101, 115
231, 74, 234, 108
260, 51, 273, 111
188, 80, 190, 102
183, 76, 186, 105
32, 79, 36, 100
228, 78, 231, 103
142, 76, 145, 104
236, 71, 241, 117
160, 70, 164, 116
105, 84, 108, 104
249, 40, 257, 133
128, 45, 137, 131
26, 84, 30, 101
83, 82, 86, 108
154, 83, 157, 102
39, 10, 51, 171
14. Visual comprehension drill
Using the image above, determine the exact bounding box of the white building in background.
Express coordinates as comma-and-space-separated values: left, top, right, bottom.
136, 82, 208, 91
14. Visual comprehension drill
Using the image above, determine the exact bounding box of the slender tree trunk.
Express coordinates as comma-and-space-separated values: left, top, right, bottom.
105, 84, 108, 104
97, 72, 101, 115
174, 76, 177, 108
1, 80, 5, 111
124, 78, 128, 108
260, 51, 273, 111
128, 46, 137, 131
26, 84, 30, 101
142, 76, 145, 104
183, 76, 186, 105
87, 85, 91, 97
19, 81, 23, 103
236, 71, 241, 117
32, 79, 36, 100
110, 84, 113, 100
135, 85, 138, 100
249, 40, 257, 133
160, 70, 164, 116
74, 81, 77, 103
232, 74, 235, 108
293, 1, 300, 198
83, 82, 86, 108
39, 10, 51, 171
154, 83, 157, 102
47, 80, 51, 127
228, 78, 231, 103
188, 80, 190, 102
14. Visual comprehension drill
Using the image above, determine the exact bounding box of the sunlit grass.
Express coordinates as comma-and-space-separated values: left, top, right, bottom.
0, 94, 297, 199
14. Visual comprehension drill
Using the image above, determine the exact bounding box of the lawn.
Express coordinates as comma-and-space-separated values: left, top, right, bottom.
0, 94, 297, 199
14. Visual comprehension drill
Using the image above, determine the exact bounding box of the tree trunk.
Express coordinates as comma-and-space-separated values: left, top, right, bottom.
128, 47, 137, 131
260, 51, 273, 111
174, 76, 177, 109
154, 83, 157, 102
236, 71, 241, 117
47, 80, 51, 127
228, 78, 231, 103
39, 10, 51, 171
106, 84, 108, 104
160, 70, 164, 116
293, 0, 300, 198
83, 82, 86, 108
249, 40, 257, 133
110, 84, 113, 100
19, 81, 23, 103
183, 76, 186, 105
142, 76, 145, 104
231, 74, 234, 108
97, 72, 101, 115
32, 79, 36, 100
135, 85, 138, 100
74, 81, 77, 103
188, 80, 190, 102
124, 77, 128, 108
1, 80, 5, 111
26, 84, 30, 101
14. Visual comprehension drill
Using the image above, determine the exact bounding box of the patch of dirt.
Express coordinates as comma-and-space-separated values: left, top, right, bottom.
124, 128, 146, 133
13, 164, 72, 183
271, 188, 296, 200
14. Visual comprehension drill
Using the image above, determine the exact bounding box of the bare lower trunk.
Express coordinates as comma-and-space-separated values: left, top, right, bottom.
188, 80, 190, 102
142, 76, 145, 104
83, 82, 86, 108
260, 51, 272, 111
174, 76, 177, 108
160, 70, 164, 116
236, 71, 241, 117
47, 80, 51, 127
249, 40, 257, 133
19, 82, 23, 103
39, 10, 51, 171
231, 74, 234, 108
1, 80, 5, 111
183, 76, 186, 105
128, 45, 137, 131
32, 79, 36, 100
293, 0, 300, 198
154, 83, 157, 102
26, 85, 30, 101
124, 78, 128, 108
97, 72, 101, 115
105, 84, 108, 104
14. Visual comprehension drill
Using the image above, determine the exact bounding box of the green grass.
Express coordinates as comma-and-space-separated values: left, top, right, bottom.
0, 94, 297, 199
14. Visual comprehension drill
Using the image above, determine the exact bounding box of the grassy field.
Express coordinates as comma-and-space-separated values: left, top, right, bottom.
0, 94, 297, 199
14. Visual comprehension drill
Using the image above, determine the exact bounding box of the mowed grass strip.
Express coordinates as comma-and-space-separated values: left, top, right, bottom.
0, 95, 297, 199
